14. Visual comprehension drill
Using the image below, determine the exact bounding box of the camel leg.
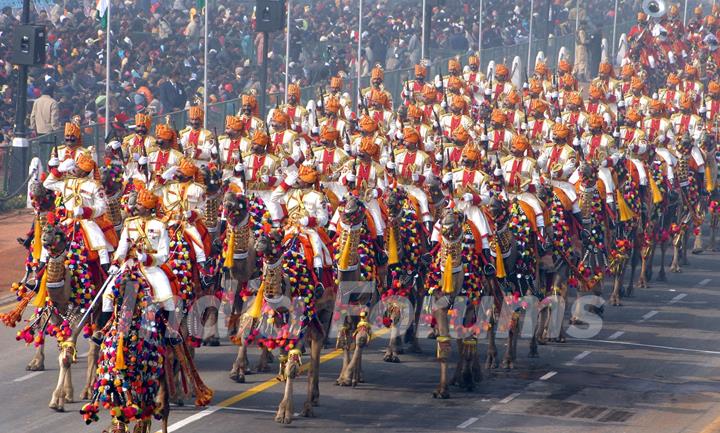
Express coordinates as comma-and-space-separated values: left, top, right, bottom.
670, 239, 682, 273
501, 315, 518, 370
383, 316, 400, 363
710, 219, 718, 251
230, 343, 249, 383
275, 354, 299, 424
692, 229, 704, 254
450, 339, 464, 386
81, 341, 100, 400
301, 335, 322, 417
682, 229, 691, 265
49, 344, 74, 411
201, 306, 220, 347
256, 345, 272, 373
406, 291, 424, 354
485, 316, 498, 369
338, 328, 367, 387
26, 343, 45, 371
432, 290, 454, 399
529, 308, 541, 358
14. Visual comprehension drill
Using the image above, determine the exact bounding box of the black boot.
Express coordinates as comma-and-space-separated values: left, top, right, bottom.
376, 236, 388, 266
91, 311, 112, 344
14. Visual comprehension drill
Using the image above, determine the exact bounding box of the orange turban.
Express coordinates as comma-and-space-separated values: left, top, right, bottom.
288, 83, 301, 99
450, 94, 466, 110
452, 126, 470, 143
369, 88, 388, 106
649, 99, 665, 112
684, 64, 698, 78
588, 113, 604, 129
371, 65, 384, 80
359, 115, 378, 133
320, 124, 339, 142
252, 130, 270, 146
588, 84, 603, 100
447, 76, 463, 90
491, 108, 507, 124
495, 63, 509, 78
668, 4, 679, 17
709, 81, 720, 95
189, 106, 204, 120
706, 15, 716, 27
621, 64, 635, 79
178, 158, 198, 177
403, 127, 421, 144
552, 123, 570, 140
567, 92, 583, 106
666, 73, 680, 86
679, 93, 693, 109
530, 99, 547, 114
468, 55, 479, 66
298, 163, 319, 184
76, 152, 95, 172
631, 76, 645, 91
64, 122, 81, 138
415, 64, 427, 77
561, 73, 576, 88
461, 144, 481, 161
271, 109, 290, 126
534, 62, 548, 75
422, 84, 437, 100
598, 62, 613, 75
529, 78, 543, 95
135, 113, 152, 130
137, 188, 159, 209
408, 104, 424, 120
448, 58, 461, 73
506, 90, 521, 106
511, 135, 530, 153
226, 115, 243, 131
558, 59, 572, 74
325, 97, 341, 113
330, 76, 343, 89
155, 123, 175, 140
241, 94, 257, 108
359, 136, 380, 158
626, 107, 642, 123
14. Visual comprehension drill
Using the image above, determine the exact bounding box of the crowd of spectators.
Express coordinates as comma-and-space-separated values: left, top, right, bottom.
0, 0, 631, 142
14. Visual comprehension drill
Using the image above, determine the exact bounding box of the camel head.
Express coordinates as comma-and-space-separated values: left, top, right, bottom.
202, 164, 223, 195
385, 187, 407, 217
341, 194, 366, 226
426, 175, 445, 206
579, 160, 598, 185
41, 223, 67, 258
487, 195, 509, 226
223, 190, 249, 226
677, 131, 693, 153
255, 229, 284, 262
439, 207, 463, 240
100, 162, 124, 196
29, 180, 55, 213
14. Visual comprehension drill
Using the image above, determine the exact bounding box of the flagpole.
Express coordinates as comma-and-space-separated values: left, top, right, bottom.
104, 0, 110, 138
478, 0, 483, 54
421, 0, 426, 59
357, 0, 363, 109
611, 0, 619, 63
284, 0, 291, 103
527, 0, 534, 76
203, 0, 208, 127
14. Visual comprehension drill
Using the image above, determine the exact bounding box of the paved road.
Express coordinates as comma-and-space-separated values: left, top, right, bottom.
1, 232, 719, 433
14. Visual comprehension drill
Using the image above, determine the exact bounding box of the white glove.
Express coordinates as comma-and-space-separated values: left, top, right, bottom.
136, 252, 147, 263
109, 140, 121, 150
441, 100, 447, 109
234, 163, 245, 172
161, 165, 177, 181
210, 147, 218, 156
317, 214, 328, 226
346, 173, 356, 183
58, 159, 76, 173
412, 172, 420, 182
108, 265, 120, 275
299, 216, 309, 226
371, 189, 379, 199
344, 143, 352, 153
281, 158, 289, 168
462, 193, 474, 202
435, 152, 443, 163
138, 156, 148, 165
442, 172, 452, 184
184, 210, 193, 219
261, 174, 269, 183
48, 157, 59, 167
73, 206, 84, 217
311, 126, 320, 135
424, 141, 435, 153
386, 161, 396, 170
285, 171, 298, 186
133, 152, 140, 161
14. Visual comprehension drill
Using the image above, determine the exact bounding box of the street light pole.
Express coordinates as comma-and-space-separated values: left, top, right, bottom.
104, 0, 110, 138
284, 0, 291, 103
357, 0, 363, 108
527, 0, 535, 76
11, 0, 31, 191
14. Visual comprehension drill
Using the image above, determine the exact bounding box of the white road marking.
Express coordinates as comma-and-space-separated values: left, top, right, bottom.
539, 371, 557, 381
638, 310, 658, 321
578, 339, 720, 355
499, 392, 520, 404
698, 278, 712, 287
565, 350, 592, 366
669, 293, 687, 304
219, 406, 299, 416
13, 371, 43, 382
457, 417, 480, 429
166, 407, 219, 432
669, 288, 677, 292
608, 331, 625, 340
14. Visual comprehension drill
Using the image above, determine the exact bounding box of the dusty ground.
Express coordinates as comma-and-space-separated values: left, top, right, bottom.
0, 209, 35, 304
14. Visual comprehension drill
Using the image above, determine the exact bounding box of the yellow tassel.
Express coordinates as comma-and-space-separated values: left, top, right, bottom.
442, 253, 454, 294
387, 228, 399, 265
494, 242, 507, 279
223, 231, 235, 269
32, 218, 42, 262
248, 282, 265, 319
616, 190, 636, 222
115, 334, 126, 371
648, 175, 663, 204
338, 230, 353, 270
32, 271, 49, 308
706, 165, 715, 193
